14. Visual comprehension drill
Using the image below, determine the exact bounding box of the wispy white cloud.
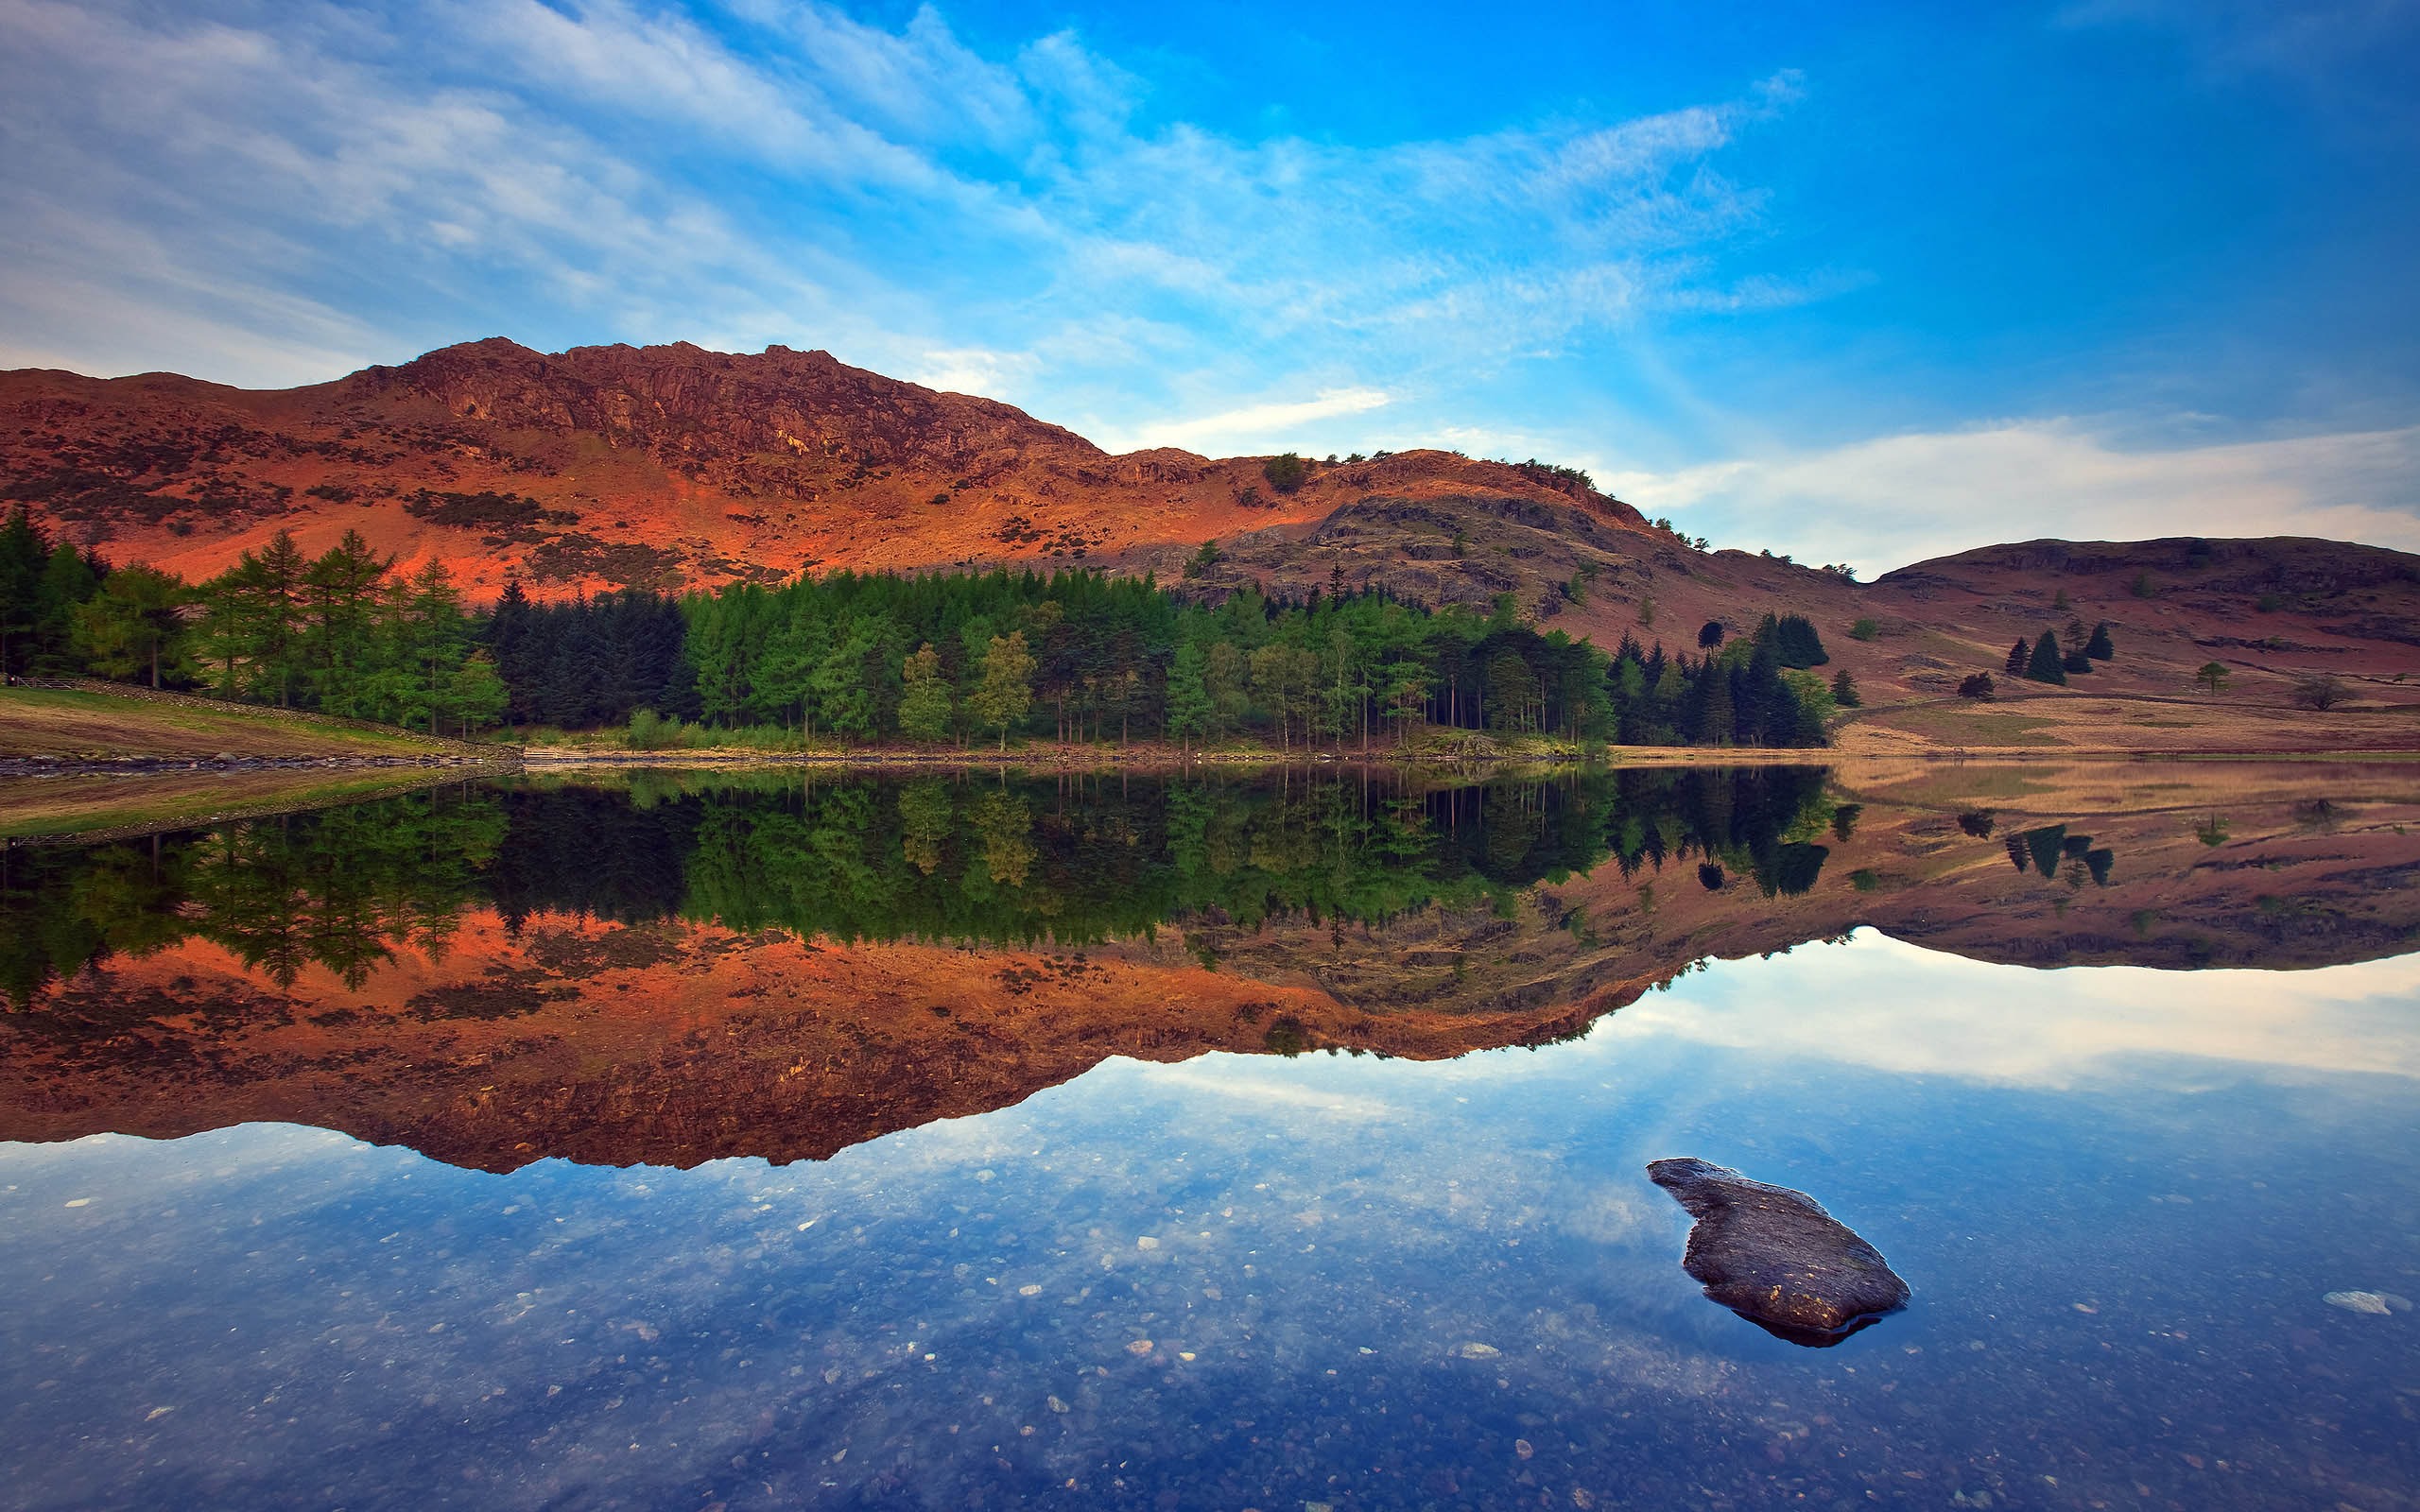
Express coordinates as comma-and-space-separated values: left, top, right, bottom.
1613, 932, 2420, 1090
1110, 387, 1393, 454
1607, 420, 2420, 574
0, 0, 1803, 414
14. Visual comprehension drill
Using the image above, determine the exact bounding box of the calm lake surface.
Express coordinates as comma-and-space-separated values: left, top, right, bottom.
3, 765, 2417, 1509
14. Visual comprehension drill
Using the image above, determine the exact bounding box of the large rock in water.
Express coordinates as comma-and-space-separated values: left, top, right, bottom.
1648, 1157, 1910, 1347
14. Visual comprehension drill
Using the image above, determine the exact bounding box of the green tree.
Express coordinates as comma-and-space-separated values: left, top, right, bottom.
0, 507, 47, 678
1263, 453, 1308, 493
971, 630, 1035, 750
300, 531, 389, 715
898, 642, 954, 743
33, 541, 101, 673
1166, 640, 1211, 751
72, 566, 192, 687
2195, 661, 2229, 695
2026, 630, 2067, 685
1204, 640, 1249, 738
1848, 617, 1879, 642
232, 530, 309, 706
898, 779, 952, 874
2085, 622, 2116, 660
441, 649, 509, 737
1829, 668, 1860, 708
810, 617, 881, 746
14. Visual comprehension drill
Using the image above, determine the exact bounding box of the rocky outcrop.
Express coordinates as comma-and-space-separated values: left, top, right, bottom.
1648, 1157, 1910, 1346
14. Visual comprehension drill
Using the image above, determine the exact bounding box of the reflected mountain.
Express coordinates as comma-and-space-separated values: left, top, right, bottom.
4, 763, 2418, 1171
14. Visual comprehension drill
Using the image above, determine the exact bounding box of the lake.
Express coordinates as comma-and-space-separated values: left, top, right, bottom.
4, 763, 2417, 1509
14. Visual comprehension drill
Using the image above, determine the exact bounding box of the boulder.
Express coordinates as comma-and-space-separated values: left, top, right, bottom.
1648, 1157, 1910, 1347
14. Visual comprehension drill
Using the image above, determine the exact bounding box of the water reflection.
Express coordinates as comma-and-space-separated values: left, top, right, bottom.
6, 765, 2420, 1171
3, 936, 2416, 1510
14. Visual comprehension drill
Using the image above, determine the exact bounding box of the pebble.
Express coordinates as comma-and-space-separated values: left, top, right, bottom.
1457, 1342, 1501, 1359
1125, 1339, 1153, 1357
1018, 1285, 1043, 1297
1135, 1236, 1159, 1250
2324, 1291, 2394, 1315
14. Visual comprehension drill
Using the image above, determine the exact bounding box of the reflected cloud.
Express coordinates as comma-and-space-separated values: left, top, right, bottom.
1613, 931, 2420, 1087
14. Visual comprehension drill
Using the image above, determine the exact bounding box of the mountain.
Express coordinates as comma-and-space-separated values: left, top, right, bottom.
8, 338, 2420, 728
0, 336, 1647, 597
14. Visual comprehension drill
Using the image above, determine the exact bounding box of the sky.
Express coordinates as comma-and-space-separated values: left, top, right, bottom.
1, 0, 2416, 573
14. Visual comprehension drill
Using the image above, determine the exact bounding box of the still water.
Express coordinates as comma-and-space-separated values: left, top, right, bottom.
3, 765, 2417, 1509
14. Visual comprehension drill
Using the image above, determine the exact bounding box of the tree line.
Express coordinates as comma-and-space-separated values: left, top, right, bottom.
1, 511, 504, 735
3, 507, 1837, 750
1, 765, 1841, 1007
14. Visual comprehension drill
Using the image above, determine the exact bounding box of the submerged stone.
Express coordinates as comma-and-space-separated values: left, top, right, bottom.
1648, 1157, 1911, 1347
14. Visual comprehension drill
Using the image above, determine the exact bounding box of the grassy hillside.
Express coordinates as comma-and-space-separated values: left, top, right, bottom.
0, 687, 489, 761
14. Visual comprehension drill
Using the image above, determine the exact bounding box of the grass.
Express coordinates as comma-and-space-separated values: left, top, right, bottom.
1858, 705, 2065, 747
0, 688, 468, 760
0, 767, 468, 841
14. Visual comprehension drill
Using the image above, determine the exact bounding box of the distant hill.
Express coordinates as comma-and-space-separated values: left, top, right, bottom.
8, 338, 2420, 714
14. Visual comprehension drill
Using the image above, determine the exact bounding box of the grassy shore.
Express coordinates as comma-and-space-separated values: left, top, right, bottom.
0, 767, 492, 842
0, 687, 501, 762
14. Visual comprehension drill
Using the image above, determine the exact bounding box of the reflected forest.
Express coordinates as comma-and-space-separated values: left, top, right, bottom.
1, 767, 1844, 1007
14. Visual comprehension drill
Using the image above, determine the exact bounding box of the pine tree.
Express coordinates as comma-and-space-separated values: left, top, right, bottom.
2026, 630, 2066, 684
1830, 668, 1860, 708
2085, 621, 2115, 660
0, 506, 48, 679
2005, 639, 2029, 677
1165, 641, 1211, 751
33, 541, 100, 674
72, 566, 191, 688
487, 575, 537, 725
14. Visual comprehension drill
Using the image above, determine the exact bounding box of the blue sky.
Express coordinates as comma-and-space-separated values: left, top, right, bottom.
1, 0, 2415, 571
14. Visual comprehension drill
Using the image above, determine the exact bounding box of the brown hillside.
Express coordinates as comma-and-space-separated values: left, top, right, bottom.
0, 337, 1648, 598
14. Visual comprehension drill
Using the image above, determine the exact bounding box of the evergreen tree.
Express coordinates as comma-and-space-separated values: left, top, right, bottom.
487, 575, 538, 725
1165, 641, 1211, 750
2026, 630, 2067, 684
33, 541, 101, 673
72, 566, 191, 688
0, 507, 48, 679
2005, 639, 2030, 677
1830, 668, 1860, 708
2085, 621, 2115, 660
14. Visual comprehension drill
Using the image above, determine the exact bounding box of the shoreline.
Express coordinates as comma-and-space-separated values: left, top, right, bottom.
7, 743, 2420, 780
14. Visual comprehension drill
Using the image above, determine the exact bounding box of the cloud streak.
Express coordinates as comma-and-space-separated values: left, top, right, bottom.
1608, 420, 2420, 574
0, 0, 1795, 404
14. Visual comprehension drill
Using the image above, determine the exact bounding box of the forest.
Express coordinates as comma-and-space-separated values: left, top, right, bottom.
1, 508, 1839, 750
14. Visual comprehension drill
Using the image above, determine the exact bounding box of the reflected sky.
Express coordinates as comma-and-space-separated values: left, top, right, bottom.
6, 931, 2416, 1511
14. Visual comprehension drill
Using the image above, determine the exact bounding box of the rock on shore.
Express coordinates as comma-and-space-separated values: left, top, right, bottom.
1648, 1157, 1910, 1346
